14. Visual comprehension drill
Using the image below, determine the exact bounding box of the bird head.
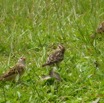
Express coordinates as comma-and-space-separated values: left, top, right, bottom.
17, 57, 26, 65
57, 44, 65, 53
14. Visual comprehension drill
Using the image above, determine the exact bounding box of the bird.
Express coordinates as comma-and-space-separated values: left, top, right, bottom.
90, 21, 104, 39
41, 69, 61, 81
0, 57, 26, 81
96, 21, 104, 34
42, 44, 65, 67
49, 69, 61, 81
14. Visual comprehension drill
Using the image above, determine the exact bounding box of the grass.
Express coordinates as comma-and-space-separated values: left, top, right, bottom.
0, 0, 104, 102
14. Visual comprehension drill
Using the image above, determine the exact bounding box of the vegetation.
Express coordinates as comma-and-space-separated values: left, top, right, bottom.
0, 0, 104, 102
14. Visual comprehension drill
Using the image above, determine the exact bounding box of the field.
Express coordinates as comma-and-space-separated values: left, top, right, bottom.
0, 0, 104, 102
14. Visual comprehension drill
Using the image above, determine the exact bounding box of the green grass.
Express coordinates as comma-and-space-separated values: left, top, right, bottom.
0, 0, 104, 102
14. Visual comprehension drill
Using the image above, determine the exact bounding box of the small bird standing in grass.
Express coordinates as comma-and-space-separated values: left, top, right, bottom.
90, 21, 104, 38
96, 21, 104, 34
42, 44, 65, 81
0, 57, 26, 81
42, 44, 65, 67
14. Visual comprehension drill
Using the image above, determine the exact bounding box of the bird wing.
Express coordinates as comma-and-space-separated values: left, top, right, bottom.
47, 50, 63, 64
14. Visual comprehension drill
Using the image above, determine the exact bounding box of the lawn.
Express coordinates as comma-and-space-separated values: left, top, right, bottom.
0, 0, 104, 102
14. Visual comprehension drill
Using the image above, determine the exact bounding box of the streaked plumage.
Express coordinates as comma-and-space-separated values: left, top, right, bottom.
0, 57, 26, 81
42, 44, 65, 67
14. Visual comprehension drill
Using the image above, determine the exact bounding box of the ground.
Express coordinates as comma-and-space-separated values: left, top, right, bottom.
0, 0, 104, 103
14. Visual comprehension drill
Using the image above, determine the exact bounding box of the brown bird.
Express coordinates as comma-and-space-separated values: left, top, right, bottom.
42, 44, 65, 67
96, 21, 104, 34
90, 21, 104, 39
0, 57, 26, 81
